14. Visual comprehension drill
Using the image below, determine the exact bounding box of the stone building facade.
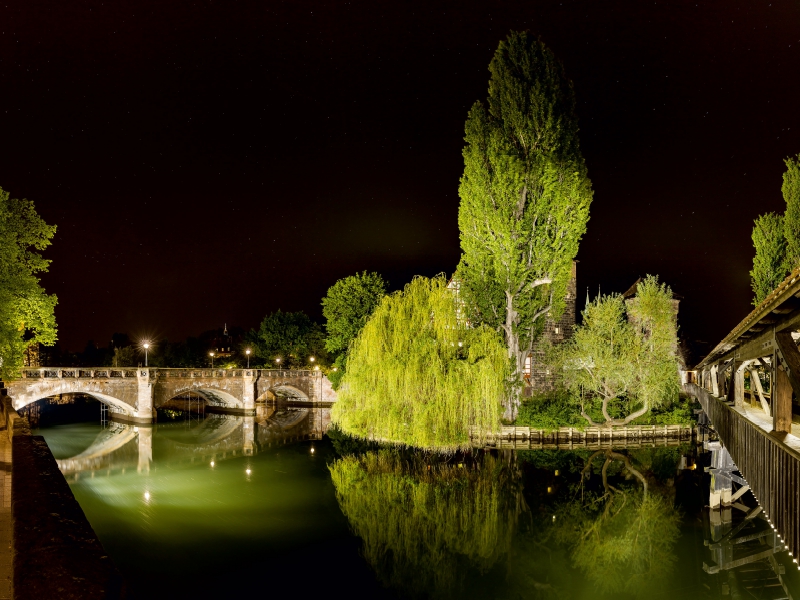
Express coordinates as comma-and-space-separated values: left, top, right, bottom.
527, 261, 578, 391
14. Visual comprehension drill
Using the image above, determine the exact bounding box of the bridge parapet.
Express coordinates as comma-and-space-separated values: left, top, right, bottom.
19, 367, 321, 379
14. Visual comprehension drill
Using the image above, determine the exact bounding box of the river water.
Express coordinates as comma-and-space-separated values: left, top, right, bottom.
30, 399, 800, 600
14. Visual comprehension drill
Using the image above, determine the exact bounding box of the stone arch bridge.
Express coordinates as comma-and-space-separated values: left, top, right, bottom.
6, 368, 337, 423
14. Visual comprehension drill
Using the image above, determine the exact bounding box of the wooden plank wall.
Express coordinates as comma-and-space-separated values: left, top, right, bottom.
478, 423, 693, 450
686, 382, 800, 561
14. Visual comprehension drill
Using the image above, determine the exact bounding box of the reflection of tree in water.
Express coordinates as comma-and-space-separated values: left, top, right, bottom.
329, 450, 527, 599
549, 449, 682, 598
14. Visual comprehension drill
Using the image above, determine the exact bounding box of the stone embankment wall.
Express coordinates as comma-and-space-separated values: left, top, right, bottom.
0, 380, 130, 599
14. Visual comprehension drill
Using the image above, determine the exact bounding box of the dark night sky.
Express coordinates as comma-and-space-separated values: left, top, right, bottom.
2, 0, 799, 354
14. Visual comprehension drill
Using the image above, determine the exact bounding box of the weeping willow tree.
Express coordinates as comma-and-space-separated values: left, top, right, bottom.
332, 275, 509, 451
329, 450, 527, 599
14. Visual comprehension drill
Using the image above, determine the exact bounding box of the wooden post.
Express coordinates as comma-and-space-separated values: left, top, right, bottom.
774, 364, 793, 434
734, 365, 745, 408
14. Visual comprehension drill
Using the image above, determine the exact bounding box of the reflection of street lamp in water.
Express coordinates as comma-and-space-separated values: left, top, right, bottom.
209, 352, 215, 368
143, 342, 150, 367
246, 349, 251, 369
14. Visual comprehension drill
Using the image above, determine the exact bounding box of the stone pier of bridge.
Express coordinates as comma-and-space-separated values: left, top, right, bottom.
4, 368, 337, 424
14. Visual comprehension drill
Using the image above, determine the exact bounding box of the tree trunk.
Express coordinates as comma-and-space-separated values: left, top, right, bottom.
503, 292, 525, 421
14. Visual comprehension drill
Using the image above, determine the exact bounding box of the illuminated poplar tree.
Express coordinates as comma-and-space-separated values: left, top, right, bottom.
456, 32, 593, 419
750, 212, 788, 305
783, 154, 800, 268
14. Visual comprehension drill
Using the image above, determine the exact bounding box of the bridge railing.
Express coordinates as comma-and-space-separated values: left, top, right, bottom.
18, 367, 322, 379
686, 382, 800, 561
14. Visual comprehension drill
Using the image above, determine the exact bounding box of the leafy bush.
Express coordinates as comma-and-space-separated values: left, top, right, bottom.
515, 391, 586, 431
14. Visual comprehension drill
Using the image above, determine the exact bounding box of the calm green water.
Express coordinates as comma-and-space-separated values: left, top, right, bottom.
31, 402, 800, 600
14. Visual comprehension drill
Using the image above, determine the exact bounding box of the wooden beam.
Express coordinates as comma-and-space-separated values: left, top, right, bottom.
774, 332, 800, 397
748, 368, 771, 417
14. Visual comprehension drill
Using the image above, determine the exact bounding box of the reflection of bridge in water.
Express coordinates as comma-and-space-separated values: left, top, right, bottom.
57, 404, 331, 482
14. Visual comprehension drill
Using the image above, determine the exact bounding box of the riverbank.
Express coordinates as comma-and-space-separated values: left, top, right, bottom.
0, 382, 130, 600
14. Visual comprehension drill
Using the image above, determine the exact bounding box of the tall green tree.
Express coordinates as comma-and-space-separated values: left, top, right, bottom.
321, 271, 386, 387
248, 310, 326, 369
750, 212, 788, 305
0, 187, 58, 379
783, 154, 800, 269
456, 32, 593, 419
558, 276, 680, 426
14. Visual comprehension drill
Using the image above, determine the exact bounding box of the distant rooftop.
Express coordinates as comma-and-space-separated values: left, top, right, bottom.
622, 277, 683, 301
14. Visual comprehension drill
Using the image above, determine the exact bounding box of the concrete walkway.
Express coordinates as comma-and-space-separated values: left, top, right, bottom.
0, 433, 12, 599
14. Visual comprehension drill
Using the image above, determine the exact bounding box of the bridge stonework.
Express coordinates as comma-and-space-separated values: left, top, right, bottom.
5, 368, 337, 423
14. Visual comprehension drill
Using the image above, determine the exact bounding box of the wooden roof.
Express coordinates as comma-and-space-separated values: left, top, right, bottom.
694, 266, 800, 370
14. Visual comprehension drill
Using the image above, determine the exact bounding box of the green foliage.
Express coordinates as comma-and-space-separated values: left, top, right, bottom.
557, 276, 680, 426
326, 353, 346, 390
248, 310, 326, 369
516, 391, 585, 431
456, 31, 593, 419
332, 276, 508, 452
322, 271, 386, 354
329, 450, 526, 599
751, 212, 789, 305
783, 154, 800, 269
326, 423, 382, 456
111, 346, 136, 367
0, 187, 58, 378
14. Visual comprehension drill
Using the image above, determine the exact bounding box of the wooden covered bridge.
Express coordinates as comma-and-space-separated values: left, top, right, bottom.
685, 267, 800, 567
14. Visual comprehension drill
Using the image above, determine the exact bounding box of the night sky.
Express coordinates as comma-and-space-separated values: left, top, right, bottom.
2, 0, 799, 355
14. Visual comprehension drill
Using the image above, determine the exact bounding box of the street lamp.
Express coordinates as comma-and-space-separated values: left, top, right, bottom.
246, 349, 251, 369
275, 358, 281, 366
143, 342, 150, 367
209, 352, 215, 368
309, 356, 315, 363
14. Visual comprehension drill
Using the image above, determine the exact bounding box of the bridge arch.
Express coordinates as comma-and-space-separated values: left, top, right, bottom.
264, 385, 309, 401
13, 391, 136, 417
162, 388, 243, 409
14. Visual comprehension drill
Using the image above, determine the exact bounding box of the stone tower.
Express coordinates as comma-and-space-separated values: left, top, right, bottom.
528, 261, 578, 391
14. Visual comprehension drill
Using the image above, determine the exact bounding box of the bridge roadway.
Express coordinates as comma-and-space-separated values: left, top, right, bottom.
686, 265, 800, 567
5, 368, 337, 424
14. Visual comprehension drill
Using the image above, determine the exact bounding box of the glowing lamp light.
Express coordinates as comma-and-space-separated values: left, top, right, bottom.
310, 447, 315, 454
310, 356, 315, 362
144, 491, 150, 501
332, 367, 338, 372
554, 470, 560, 476
246, 468, 251, 475
275, 358, 281, 364
314, 365, 319, 371
547, 486, 553, 494
210, 461, 215, 467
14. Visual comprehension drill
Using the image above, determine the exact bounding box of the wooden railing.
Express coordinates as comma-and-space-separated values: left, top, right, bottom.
686, 382, 800, 560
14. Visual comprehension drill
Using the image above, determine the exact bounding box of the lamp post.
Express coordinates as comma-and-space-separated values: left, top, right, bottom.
209, 352, 215, 368
275, 358, 281, 367
143, 343, 150, 367
246, 349, 251, 369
